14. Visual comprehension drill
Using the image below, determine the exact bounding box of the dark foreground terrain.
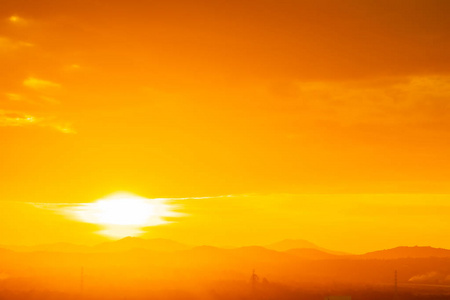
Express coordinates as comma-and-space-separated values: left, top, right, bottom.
2, 239, 450, 299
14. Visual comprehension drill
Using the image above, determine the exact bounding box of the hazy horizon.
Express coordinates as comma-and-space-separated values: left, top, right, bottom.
3, 234, 450, 257
3, 193, 450, 253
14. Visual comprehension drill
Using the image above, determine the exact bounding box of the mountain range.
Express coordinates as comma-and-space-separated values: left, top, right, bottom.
2, 238, 450, 295
2, 237, 450, 260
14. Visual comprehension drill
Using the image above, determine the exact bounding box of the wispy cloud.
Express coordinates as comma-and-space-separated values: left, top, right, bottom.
0, 110, 38, 126
0, 36, 33, 52
4, 93, 60, 105
21, 77, 63, 105
0, 109, 75, 134
51, 123, 76, 134
7, 15, 28, 25
5, 93, 25, 102
284, 76, 450, 125
2, 76, 71, 133
31, 194, 237, 212
23, 77, 61, 90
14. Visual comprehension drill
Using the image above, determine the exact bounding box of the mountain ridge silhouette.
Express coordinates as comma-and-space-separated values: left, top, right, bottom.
2, 237, 450, 260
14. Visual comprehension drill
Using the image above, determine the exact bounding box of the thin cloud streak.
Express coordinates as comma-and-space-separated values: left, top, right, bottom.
23, 77, 61, 90
0, 110, 38, 126
0, 36, 33, 52
0, 109, 75, 133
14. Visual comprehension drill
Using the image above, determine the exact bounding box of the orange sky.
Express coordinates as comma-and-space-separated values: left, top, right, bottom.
1, 0, 450, 253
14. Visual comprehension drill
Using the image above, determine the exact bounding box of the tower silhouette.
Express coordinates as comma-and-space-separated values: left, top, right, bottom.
251, 269, 259, 298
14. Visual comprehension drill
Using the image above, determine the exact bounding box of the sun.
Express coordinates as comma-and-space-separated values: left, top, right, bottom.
69, 192, 181, 238
89, 193, 158, 226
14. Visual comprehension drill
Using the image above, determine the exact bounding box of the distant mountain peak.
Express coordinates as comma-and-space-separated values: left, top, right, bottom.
266, 239, 348, 255
95, 237, 191, 252
117, 236, 143, 242
266, 239, 319, 251
360, 246, 450, 259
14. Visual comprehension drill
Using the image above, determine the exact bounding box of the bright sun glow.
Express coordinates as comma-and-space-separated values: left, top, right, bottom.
68, 192, 182, 238
89, 194, 157, 226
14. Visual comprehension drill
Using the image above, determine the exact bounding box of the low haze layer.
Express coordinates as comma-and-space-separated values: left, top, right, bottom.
1, 0, 450, 252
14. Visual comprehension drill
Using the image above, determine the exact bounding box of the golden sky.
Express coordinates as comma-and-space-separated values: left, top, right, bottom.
1, 0, 450, 253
